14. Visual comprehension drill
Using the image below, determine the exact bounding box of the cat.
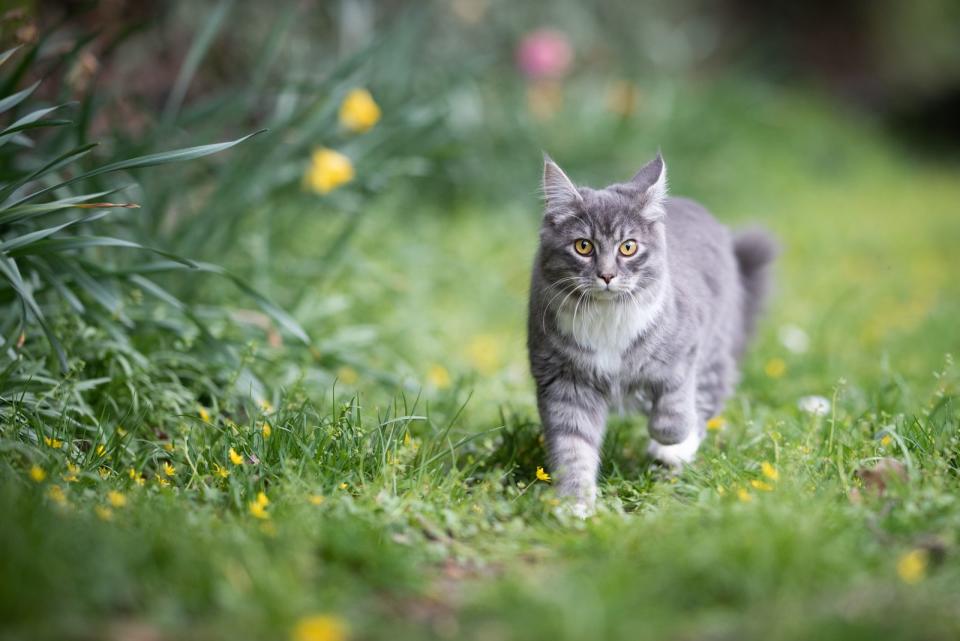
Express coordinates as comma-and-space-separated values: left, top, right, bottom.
527, 152, 776, 517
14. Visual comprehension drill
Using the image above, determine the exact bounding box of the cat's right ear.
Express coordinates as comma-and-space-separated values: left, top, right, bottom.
542, 154, 582, 222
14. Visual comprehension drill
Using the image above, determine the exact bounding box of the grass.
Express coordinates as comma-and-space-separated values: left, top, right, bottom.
2, 81, 959, 641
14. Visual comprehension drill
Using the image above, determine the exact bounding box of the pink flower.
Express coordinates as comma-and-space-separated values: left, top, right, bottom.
516, 29, 573, 80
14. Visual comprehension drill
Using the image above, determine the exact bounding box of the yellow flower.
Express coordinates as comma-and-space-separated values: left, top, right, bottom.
706, 416, 726, 431
291, 614, 349, 641
426, 364, 452, 389
229, 448, 244, 466
96, 444, 106, 456
336, 366, 359, 385
47, 484, 67, 506
880, 435, 893, 447
308, 494, 325, 506
156, 476, 170, 487
736, 487, 752, 502
304, 148, 354, 195
64, 462, 80, 483
339, 88, 381, 133
213, 463, 230, 479
198, 405, 211, 424
259, 399, 274, 413
339, 482, 349, 490
761, 461, 779, 481
896, 549, 928, 584
107, 491, 127, 508
116, 426, 128, 437
248, 500, 269, 520
163, 442, 174, 452
255, 492, 269, 507
128, 468, 145, 486
261, 422, 272, 439
44, 436, 63, 449
750, 479, 774, 492
465, 334, 503, 375
764, 357, 786, 379
536, 466, 551, 482
98, 467, 111, 479
403, 432, 411, 447
94, 505, 113, 521
162, 462, 176, 477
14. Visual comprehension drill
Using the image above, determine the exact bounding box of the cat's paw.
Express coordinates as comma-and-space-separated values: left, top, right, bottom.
567, 500, 595, 519
647, 432, 701, 468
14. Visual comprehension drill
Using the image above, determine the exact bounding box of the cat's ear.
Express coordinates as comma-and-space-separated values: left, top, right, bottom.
542, 153, 582, 218
630, 152, 668, 220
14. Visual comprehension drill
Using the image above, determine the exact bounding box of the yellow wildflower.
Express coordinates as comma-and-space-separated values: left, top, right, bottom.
255, 492, 269, 507
426, 364, 452, 389
116, 426, 128, 437
259, 399, 274, 413
107, 491, 127, 508
466, 334, 503, 375
736, 487, 753, 503
261, 422, 272, 439
249, 500, 269, 520
403, 432, 411, 447
198, 405, 211, 424
98, 467, 111, 479
339, 88, 381, 133
96, 444, 106, 456
128, 468, 145, 486
162, 462, 176, 477
536, 466, 551, 482
336, 366, 359, 385
213, 463, 230, 479
304, 148, 354, 195
308, 494, 325, 506
761, 461, 779, 481
163, 442, 174, 452
229, 448, 244, 466
94, 505, 113, 521
706, 416, 726, 431
880, 435, 893, 447
750, 479, 774, 492
47, 484, 67, 505
291, 614, 349, 641
896, 549, 928, 584
339, 482, 349, 490
156, 476, 170, 487
64, 462, 80, 483
764, 357, 786, 378
44, 436, 63, 449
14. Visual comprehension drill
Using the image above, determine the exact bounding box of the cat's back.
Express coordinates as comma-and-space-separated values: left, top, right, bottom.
662, 196, 739, 301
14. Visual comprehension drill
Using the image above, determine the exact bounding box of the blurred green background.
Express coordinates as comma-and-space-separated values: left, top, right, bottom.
1, 1, 959, 640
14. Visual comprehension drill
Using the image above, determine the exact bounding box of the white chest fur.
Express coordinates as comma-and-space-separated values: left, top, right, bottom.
556, 286, 665, 376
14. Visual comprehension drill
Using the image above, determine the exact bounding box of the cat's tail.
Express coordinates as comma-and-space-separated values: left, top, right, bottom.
733, 228, 778, 346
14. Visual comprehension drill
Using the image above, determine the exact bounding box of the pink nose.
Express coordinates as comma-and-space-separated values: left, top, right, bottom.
599, 273, 614, 284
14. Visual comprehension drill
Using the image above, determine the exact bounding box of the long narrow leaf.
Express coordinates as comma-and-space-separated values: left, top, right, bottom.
0, 189, 117, 226
8, 131, 265, 207
0, 142, 98, 203
7, 236, 197, 267
0, 210, 110, 252
0, 80, 40, 114
0, 256, 67, 371
0, 46, 21, 68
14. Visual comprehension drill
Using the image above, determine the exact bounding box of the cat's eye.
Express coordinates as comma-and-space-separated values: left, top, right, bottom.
573, 239, 594, 256
619, 239, 639, 257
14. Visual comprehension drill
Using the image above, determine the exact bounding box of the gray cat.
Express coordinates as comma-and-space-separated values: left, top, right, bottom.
527, 153, 776, 516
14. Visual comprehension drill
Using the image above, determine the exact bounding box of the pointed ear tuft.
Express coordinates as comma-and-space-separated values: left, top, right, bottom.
631, 152, 668, 220
542, 154, 582, 212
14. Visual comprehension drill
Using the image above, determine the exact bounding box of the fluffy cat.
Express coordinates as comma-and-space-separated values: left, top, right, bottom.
527, 153, 776, 516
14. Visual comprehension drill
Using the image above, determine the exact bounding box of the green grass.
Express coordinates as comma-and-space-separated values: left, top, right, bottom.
2, 85, 959, 641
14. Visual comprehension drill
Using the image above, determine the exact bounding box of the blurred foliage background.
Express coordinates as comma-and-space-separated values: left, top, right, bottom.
1, 1, 959, 640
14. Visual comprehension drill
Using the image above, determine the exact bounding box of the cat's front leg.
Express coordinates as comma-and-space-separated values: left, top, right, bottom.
647, 373, 702, 468
538, 378, 608, 517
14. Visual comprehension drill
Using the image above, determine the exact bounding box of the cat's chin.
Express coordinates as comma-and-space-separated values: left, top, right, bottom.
590, 289, 625, 301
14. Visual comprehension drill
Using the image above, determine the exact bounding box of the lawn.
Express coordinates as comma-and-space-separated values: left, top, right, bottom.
2, 8, 960, 641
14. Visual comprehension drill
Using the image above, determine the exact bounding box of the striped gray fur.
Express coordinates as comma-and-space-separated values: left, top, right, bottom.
527, 154, 776, 516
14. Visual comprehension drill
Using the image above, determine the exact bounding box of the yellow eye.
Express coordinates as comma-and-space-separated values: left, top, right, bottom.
619, 239, 639, 257
573, 239, 594, 256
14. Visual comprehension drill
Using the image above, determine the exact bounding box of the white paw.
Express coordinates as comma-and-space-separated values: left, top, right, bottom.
567, 500, 595, 519
647, 431, 702, 468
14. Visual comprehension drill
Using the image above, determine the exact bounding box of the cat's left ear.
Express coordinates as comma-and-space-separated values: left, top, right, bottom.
630, 152, 668, 220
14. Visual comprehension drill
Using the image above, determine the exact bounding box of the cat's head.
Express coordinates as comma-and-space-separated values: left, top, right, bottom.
538, 153, 668, 300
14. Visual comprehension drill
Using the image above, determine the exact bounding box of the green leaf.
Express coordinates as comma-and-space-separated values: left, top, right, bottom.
0, 46, 21, 68
0, 190, 117, 226
0, 142, 98, 204
6, 236, 197, 268
9, 131, 265, 207
0, 80, 41, 115
0, 211, 110, 252
0, 256, 67, 371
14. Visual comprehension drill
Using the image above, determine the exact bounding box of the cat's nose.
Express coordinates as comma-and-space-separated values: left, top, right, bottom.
599, 272, 615, 284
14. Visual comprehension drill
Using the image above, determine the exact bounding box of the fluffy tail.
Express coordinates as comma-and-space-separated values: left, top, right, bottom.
733, 228, 778, 348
